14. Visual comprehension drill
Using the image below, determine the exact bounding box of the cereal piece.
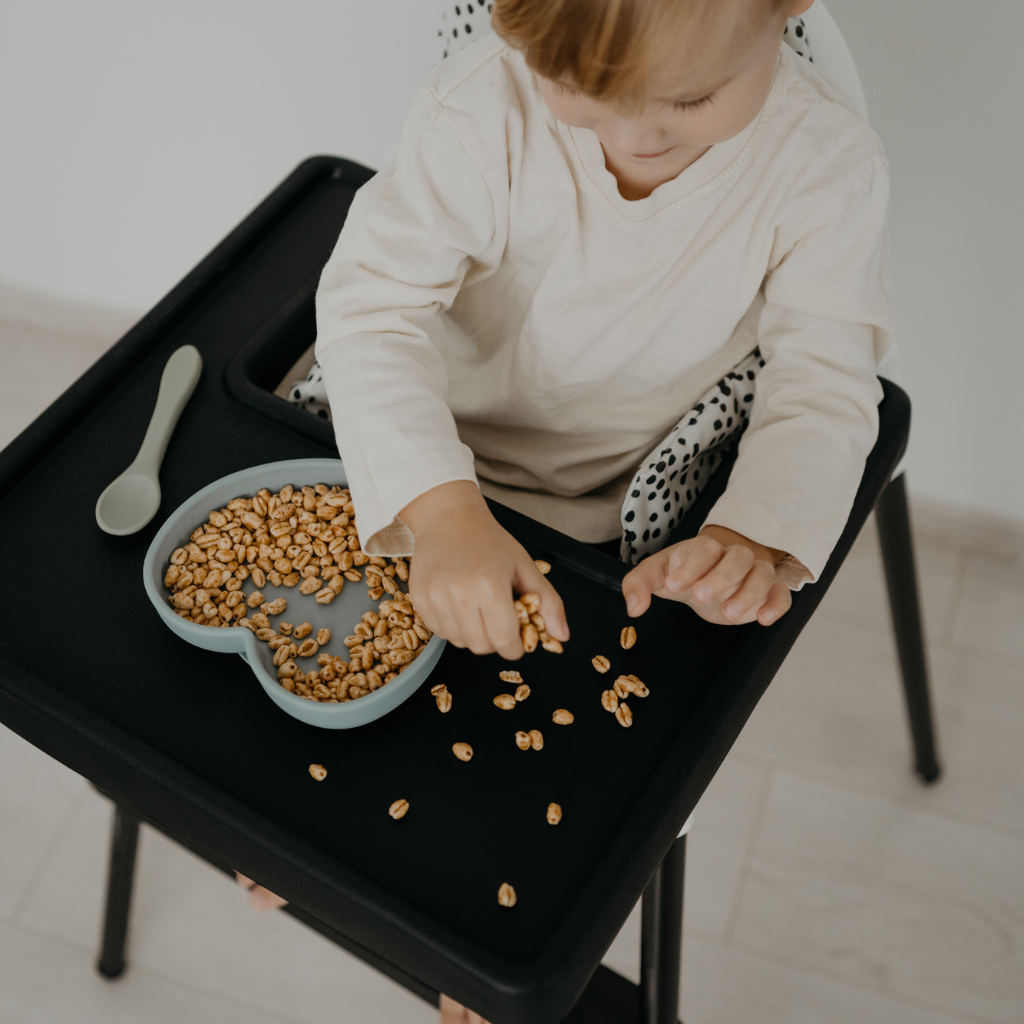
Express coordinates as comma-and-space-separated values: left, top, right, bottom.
499, 670, 523, 684
552, 709, 574, 725
613, 677, 630, 699
255, 627, 276, 641
250, 612, 270, 630
521, 623, 539, 653
430, 683, 446, 694
436, 689, 452, 713
498, 883, 517, 908
601, 690, 619, 713
546, 803, 562, 825
315, 588, 336, 605
614, 671, 647, 696
308, 763, 328, 781
297, 639, 319, 659
264, 598, 287, 616
367, 586, 384, 600
452, 742, 473, 762
246, 590, 265, 609
282, 572, 300, 587
515, 731, 531, 750
592, 655, 611, 674
535, 559, 551, 575
299, 576, 321, 596
238, 617, 256, 632
278, 622, 293, 636
513, 600, 529, 625
520, 593, 541, 615
620, 625, 637, 649
514, 684, 530, 702
615, 703, 633, 728
493, 693, 516, 711
528, 729, 544, 750
389, 798, 410, 820
277, 659, 297, 678
293, 622, 312, 640
316, 627, 331, 646
541, 637, 564, 654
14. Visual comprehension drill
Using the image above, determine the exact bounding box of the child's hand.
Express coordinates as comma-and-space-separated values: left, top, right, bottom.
400, 481, 569, 659
621, 525, 791, 626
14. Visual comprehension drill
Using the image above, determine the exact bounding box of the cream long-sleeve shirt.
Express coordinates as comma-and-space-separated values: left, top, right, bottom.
315, 35, 892, 582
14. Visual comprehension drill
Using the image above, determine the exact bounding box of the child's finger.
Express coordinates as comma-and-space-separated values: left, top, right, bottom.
658, 535, 730, 597
481, 596, 528, 661
689, 544, 755, 603
719, 560, 777, 622
756, 580, 792, 626
622, 551, 674, 616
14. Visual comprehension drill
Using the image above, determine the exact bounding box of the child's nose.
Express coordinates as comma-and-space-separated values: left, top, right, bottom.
602, 115, 666, 156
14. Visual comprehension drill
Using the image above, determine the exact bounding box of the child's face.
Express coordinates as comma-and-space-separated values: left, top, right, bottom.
537, 0, 806, 197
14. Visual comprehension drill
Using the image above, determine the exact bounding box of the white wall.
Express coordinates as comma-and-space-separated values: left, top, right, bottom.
2, 1, 1022, 521
0, 1, 437, 310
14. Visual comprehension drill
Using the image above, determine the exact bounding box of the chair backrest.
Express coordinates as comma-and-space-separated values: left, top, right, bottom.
799, 3, 870, 121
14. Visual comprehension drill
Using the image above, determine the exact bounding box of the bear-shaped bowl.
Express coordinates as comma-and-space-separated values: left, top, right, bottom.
142, 458, 444, 728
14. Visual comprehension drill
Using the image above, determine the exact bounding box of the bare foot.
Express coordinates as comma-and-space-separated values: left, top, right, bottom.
439, 993, 492, 1024
235, 871, 288, 912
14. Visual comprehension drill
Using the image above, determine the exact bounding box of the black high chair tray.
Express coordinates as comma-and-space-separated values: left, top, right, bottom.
0, 156, 908, 1024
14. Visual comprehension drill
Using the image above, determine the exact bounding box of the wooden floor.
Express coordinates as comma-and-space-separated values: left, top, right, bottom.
2, 281, 1023, 1024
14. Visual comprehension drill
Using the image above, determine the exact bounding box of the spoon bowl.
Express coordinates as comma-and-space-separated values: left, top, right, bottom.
96, 473, 162, 536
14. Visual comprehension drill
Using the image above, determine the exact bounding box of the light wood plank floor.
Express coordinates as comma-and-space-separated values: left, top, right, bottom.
3, 281, 1023, 1024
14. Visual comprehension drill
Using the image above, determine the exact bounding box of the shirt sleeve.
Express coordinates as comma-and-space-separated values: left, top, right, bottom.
315, 85, 504, 556
703, 162, 893, 584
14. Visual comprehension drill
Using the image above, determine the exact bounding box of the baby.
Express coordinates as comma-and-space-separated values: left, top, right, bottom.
253, 0, 891, 1019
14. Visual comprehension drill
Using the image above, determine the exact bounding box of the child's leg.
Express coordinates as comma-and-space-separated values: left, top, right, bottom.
234, 871, 288, 912
439, 994, 491, 1024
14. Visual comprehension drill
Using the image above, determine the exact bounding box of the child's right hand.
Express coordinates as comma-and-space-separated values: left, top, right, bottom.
400, 481, 569, 660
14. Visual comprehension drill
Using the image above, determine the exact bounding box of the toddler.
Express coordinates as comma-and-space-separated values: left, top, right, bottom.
259, 0, 891, 1019
314, 0, 890, 658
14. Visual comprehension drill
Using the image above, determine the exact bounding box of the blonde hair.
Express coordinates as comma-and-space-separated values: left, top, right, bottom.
493, 0, 790, 104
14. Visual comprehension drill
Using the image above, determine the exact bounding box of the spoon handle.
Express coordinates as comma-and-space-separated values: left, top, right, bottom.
133, 346, 203, 476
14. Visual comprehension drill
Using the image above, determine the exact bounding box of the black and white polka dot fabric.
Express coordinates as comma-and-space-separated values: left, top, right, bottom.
437, 2, 494, 63
287, 362, 332, 421
782, 16, 813, 62
619, 349, 765, 564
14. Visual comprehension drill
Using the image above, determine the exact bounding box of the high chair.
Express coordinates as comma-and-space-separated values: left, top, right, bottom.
0, 6, 939, 1024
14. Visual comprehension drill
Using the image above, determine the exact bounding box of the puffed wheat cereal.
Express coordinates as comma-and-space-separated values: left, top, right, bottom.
620, 625, 637, 649
546, 803, 562, 825
615, 703, 633, 728
389, 798, 410, 820
452, 742, 473, 762
515, 731, 531, 750
592, 655, 611, 674
552, 709, 574, 725
308, 763, 328, 781
514, 684, 530, 702
601, 690, 619, 713
535, 560, 551, 575
499, 670, 523, 683
529, 729, 544, 750
498, 883, 517, 908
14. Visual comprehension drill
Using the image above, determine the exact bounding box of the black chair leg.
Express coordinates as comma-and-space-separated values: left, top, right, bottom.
874, 474, 942, 784
640, 834, 686, 1024
97, 803, 141, 979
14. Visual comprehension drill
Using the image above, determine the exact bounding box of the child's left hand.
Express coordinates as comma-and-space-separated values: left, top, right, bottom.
621, 525, 792, 626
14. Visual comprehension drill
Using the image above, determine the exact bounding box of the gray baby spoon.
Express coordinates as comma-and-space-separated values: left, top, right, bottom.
95, 344, 203, 536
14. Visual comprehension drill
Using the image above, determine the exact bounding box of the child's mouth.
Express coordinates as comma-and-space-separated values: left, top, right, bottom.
633, 146, 675, 159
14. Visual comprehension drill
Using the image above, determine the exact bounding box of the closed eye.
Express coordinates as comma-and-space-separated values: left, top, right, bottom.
674, 94, 713, 112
